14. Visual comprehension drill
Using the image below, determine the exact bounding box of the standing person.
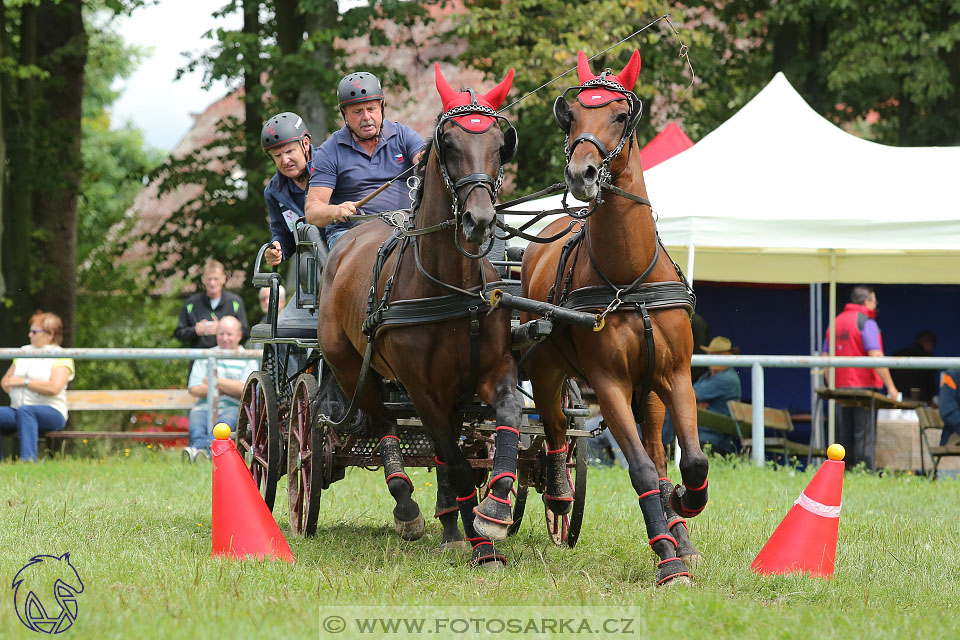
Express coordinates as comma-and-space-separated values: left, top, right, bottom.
689, 312, 712, 382
304, 71, 425, 250
184, 317, 258, 462
0, 312, 75, 462
827, 285, 899, 470
174, 259, 249, 380
261, 111, 319, 267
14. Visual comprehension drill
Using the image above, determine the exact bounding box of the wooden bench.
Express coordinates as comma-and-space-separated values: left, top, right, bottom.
49, 389, 193, 444
727, 400, 827, 463
914, 406, 960, 479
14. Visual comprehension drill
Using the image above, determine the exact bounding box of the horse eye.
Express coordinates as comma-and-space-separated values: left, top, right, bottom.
615, 113, 628, 123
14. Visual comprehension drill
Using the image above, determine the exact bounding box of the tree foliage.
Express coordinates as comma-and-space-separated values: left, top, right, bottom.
143, 0, 433, 312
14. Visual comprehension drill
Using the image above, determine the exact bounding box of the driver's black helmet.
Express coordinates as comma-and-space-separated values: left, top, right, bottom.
261, 112, 310, 151
337, 72, 384, 109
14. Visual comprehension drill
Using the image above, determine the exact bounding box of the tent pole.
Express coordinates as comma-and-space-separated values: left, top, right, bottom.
828, 251, 837, 446
674, 243, 696, 468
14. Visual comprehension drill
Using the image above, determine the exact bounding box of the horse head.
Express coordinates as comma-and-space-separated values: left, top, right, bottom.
434, 63, 516, 246
554, 50, 642, 201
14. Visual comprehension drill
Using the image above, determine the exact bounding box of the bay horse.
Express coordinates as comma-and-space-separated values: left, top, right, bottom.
520, 50, 707, 586
317, 64, 522, 568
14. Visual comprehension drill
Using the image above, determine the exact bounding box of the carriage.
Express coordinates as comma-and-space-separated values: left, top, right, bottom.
236, 222, 595, 547
234, 53, 707, 583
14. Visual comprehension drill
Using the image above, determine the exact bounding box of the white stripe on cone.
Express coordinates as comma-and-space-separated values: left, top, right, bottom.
794, 491, 841, 518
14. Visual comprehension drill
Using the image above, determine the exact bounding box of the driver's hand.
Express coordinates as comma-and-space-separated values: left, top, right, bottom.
334, 202, 357, 224
265, 241, 283, 266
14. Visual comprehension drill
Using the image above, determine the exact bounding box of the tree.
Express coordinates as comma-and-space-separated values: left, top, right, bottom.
144, 0, 431, 311
453, 1, 716, 195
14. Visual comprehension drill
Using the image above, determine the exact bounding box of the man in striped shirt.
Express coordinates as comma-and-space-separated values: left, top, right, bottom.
185, 316, 258, 461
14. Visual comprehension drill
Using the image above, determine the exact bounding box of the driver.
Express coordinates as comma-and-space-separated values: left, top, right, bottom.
304, 71, 425, 249
261, 111, 320, 266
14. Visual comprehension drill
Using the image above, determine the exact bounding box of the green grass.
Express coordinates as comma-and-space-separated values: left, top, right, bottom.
1, 450, 958, 639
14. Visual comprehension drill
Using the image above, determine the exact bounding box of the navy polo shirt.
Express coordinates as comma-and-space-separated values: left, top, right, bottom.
264, 146, 320, 263
309, 119, 425, 241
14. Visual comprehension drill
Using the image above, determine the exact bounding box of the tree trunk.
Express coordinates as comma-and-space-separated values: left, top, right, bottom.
0, 5, 7, 300
0, 4, 38, 346
274, 0, 301, 109
297, 0, 339, 137
30, 0, 88, 347
243, 0, 265, 197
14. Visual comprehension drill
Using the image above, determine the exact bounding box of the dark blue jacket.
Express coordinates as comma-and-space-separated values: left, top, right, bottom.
938, 369, 960, 445
264, 148, 319, 262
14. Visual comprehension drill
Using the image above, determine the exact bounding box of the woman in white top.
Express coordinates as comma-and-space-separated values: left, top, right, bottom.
0, 312, 75, 462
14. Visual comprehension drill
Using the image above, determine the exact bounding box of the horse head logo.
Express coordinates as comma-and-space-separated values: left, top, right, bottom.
12, 553, 84, 634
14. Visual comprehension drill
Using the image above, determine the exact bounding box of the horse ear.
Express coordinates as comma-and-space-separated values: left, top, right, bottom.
435, 62, 458, 110
576, 50, 596, 84
614, 50, 642, 91
481, 68, 514, 110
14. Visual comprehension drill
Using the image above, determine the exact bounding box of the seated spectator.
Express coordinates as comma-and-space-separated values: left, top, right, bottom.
891, 330, 938, 405
662, 336, 742, 454
0, 312, 75, 462
937, 370, 960, 447
258, 285, 286, 324
185, 316, 257, 461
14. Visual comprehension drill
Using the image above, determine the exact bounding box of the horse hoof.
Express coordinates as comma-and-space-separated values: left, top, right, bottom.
480, 559, 506, 572
681, 553, 703, 571
659, 574, 692, 588
437, 540, 472, 554
473, 513, 511, 542
542, 494, 574, 516
393, 513, 425, 541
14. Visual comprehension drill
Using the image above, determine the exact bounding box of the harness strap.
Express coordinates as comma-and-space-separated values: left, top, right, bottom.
462, 305, 482, 407
636, 301, 656, 425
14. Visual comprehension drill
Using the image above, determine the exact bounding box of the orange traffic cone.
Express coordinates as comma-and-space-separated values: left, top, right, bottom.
751, 444, 845, 578
210, 424, 295, 562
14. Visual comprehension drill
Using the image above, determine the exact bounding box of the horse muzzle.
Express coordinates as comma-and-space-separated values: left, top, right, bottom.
565, 161, 600, 202
461, 208, 495, 245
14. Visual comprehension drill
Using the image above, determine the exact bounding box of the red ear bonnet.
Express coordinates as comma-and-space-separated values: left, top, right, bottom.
574, 49, 641, 108
435, 63, 514, 132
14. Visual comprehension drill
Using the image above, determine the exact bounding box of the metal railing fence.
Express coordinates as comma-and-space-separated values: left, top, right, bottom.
4, 349, 959, 465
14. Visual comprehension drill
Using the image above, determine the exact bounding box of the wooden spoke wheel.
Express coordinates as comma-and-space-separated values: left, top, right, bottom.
544, 436, 587, 547
287, 374, 324, 536
544, 378, 588, 547
236, 371, 281, 512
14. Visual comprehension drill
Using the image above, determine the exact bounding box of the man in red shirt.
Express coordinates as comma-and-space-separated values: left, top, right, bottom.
827, 285, 899, 470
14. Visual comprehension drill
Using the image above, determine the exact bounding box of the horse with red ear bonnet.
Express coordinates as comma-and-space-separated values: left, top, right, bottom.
317, 64, 522, 568
522, 50, 707, 586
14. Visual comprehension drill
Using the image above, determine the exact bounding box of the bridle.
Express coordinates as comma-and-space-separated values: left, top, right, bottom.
552, 71, 649, 218
429, 88, 518, 259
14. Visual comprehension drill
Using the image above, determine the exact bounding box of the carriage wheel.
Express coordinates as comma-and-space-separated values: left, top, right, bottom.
544, 378, 588, 547
506, 486, 529, 536
236, 371, 281, 512
287, 374, 324, 536
544, 436, 587, 547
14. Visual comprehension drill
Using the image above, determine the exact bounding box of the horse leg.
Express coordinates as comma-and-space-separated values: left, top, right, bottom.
416, 401, 506, 569
434, 458, 470, 552
474, 358, 522, 542
528, 364, 574, 515
637, 393, 702, 567
594, 378, 690, 586
663, 375, 710, 519
323, 343, 425, 542
378, 423, 426, 541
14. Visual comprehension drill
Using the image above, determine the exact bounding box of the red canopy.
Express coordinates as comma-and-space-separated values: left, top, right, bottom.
639, 122, 693, 170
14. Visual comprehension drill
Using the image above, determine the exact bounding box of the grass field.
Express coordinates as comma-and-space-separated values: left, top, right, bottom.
1, 449, 958, 639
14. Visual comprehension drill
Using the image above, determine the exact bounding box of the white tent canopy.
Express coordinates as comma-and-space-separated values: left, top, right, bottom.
505, 72, 960, 284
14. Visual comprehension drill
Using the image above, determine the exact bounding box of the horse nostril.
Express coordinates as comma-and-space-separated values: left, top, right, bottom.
584, 165, 598, 183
